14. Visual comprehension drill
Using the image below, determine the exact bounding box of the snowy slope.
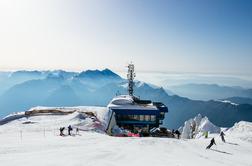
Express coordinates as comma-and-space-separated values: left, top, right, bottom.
227, 121, 252, 143
0, 106, 109, 133
0, 107, 252, 166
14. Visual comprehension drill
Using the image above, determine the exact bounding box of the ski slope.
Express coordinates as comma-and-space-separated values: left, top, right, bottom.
0, 107, 252, 166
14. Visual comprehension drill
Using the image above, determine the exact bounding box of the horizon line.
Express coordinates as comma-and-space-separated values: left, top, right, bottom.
0, 68, 251, 79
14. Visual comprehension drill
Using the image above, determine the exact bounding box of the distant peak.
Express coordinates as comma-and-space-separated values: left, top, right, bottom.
10, 70, 42, 77
103, 68, 110, 71
101, 68, 117, 75
102, 68, 112, 73
77, 68, 121, 79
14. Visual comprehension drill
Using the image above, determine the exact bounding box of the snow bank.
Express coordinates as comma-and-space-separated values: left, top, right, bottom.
180, 114, 220, 139
0, 106, 109, 133
198, 117, 221, 134
227, 121, 252, 143
216, 100, 238, 106
0, 112, 26, 125
1, 126, 252, 166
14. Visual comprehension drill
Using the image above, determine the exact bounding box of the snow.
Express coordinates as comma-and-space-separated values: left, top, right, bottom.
0, 109, 252, 166
181, 120, 192, 139
227, 121, 252, 143
217, 100, 239, 106
198, 117, 221, 134
0, 106, 109, 133
181, 114, 221, 139
108, 95, 134, 106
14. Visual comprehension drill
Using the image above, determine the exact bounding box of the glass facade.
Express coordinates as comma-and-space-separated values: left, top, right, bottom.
116, 114, 156, 122
110, 101, 168, 134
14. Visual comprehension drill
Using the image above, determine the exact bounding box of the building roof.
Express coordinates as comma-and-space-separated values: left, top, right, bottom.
107, 95, 158, 110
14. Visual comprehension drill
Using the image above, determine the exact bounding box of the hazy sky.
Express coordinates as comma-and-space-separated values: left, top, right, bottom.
0, 0, 251, 75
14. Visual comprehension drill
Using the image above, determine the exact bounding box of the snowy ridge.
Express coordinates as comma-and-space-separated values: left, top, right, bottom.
180, 114, 221, 139
227, 121, 252, 143
0, 111, 26, 125
0, 106, 109, 133
197, 117, 221, 134
216, 100, 239, 106
26, 106, 109, 121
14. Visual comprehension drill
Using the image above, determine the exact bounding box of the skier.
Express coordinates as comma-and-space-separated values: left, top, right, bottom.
68, 125, 73, 135
172, 129, 175, 138
76, 127, 79, 135
175, 130, 181, 139
59, 127, 65, 136
220, 131, 225, 142
206, 138, 216, 149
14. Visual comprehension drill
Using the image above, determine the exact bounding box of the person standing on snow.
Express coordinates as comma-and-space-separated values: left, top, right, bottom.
172, 129, 175, 138
206, 138, 216, 149
204, 131, 208, 138
76, 127, 79, 135
220, 131, 226, 142
175, 130, 181, 139
68, 125, 73, 136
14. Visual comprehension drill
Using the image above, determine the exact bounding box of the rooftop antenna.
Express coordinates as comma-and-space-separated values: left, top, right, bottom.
127, 62, 136, 96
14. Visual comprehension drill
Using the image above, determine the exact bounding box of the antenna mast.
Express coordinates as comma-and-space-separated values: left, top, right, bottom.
127, 62, 136, 96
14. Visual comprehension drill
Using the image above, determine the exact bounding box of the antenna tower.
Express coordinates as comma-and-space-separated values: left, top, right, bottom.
127, 63, 136, 96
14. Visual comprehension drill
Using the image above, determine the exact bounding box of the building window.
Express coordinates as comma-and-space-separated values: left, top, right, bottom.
116, 114, 156, 122
140, 115, 144, 121
151, 115, 156, 122
133, 115, 139, 120
144, 115, 151, 121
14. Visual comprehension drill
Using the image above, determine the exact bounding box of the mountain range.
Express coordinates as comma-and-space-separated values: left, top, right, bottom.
169, 83, 252, 101
0, 69, 252, 129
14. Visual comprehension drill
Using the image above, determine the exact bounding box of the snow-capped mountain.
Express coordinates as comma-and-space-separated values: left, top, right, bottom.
76, 69, 122, 80
169, 83, 252, 100
46, 70, 77, 80
74, 69, 123, 88
0, 69, 252, 129
220, 97, 252, 105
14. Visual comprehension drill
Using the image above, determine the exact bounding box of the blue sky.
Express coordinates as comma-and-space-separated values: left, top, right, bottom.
0, 0, 251, 75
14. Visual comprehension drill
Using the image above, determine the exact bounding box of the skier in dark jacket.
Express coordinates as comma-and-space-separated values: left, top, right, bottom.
206, 138, 216, 149
175, 130, 181, 139
60, 127, 65, 136
220, 131, 225, 142
172, 129, 175, 138
68, 125, 73, 135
